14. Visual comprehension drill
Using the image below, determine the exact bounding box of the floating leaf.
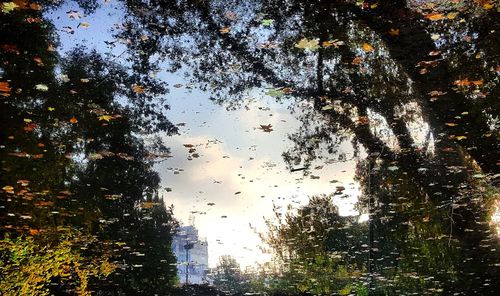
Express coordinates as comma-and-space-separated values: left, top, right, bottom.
447, 12, 459, 19
35, 84, 48, 91
98, 115, 113, 121
322, 39, 344, 48
0, 81, 12, 93
388, 166, 399, 171
2, 185, 14, 193
261, 19, 274, 26
219, 27, 231, 34
426, 12, 445, 21
78, 22, 91, 28
362, 43, 374, 53
131, 84, 145, 93
2, 2, 18, 14
388, 28, 400, 36
266, 88, 284, 97
295, 38, 320, 51
260, 124, 273, 132
69, 117, 78, 124
66, 10, 82, 20
352, 56, 363, 65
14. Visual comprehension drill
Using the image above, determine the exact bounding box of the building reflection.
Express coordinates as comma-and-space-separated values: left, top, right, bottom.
172, 225, 209, 284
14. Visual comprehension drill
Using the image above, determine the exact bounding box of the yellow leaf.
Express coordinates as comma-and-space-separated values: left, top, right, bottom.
455, 135, 467, 141
48, 107, 55, 111
295, 38, 320, 51
362, 43, 374, 53
483, 3, 494, 9
447, 12, 459, 19
98, 115, 113, 122
2, 185, 14, 193
78, 22, 91, 28
2, 2, 19, 14
23, 118, 32, 123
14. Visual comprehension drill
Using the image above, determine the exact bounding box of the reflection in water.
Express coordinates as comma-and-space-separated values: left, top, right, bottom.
1, 0, 499, 295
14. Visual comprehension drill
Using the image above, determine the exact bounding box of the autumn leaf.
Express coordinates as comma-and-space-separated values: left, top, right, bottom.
388, 28, 400, 36
1, 44, 20, 54
141, 202, 160, 209
2, 2, 19, 14
453, 78, 472, 87
131, 84, 145, 93
447, 12, 459, 19
322, 39, 344, 48
0, 81, 12, 94
78, 22, 90, 28
445, 122, 458, 126
2, 185, 14, 193
261, 19, 274, 26
35, 84, 48, 91
47, 107, 55, 111
260, 124, 273, 132
357, 116, 369, 125
69, 117, 78, 124
219, 27, 231, 34
17, 179, 30, 186
295, 38, 320, 51
29, 3, 41, 10
98, 115, 113, 121
362, 43, 374, 53
266, 88, 284, 97
33, 56, 44, 66
426, 12, 445, 21
351, 56, 363, 65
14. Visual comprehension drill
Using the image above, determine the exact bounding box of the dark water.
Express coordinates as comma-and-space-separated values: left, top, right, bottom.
1, 0, 499, 295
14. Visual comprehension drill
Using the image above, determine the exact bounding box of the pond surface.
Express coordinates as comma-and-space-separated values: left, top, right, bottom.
1, 0, 499, 295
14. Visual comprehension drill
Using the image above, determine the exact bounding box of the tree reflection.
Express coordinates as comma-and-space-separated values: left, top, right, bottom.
1, 0, 499, 295
111, 0, 499, 294
1, 4, 178, 295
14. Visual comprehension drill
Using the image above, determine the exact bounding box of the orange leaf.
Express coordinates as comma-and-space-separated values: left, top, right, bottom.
362, 43, 374, 53
29, 3, 41, 10
69, 117, 78, 124
131, 84, 145, 93
453, 78, 471, 87
351, 56, 363, 65
388, 28, 400, 36
426, 12, 445, 21
0, 81, 11, 93
219, 27, 231, 34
